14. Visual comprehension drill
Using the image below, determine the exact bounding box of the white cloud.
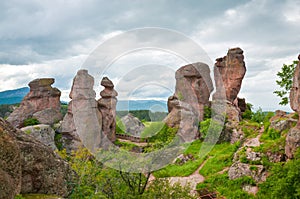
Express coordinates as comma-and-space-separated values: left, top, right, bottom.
0, 0, 299, 112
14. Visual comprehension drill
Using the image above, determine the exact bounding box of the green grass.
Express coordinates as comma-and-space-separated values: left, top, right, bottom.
239, 120, 261, 138
199, 142, 240, 177
153, 157, 206, 178
140, 122, 165, 138
153, 140, 206, 177
197, 173, 256, 199
114, 139, 140, 151
17, 194, 61, 199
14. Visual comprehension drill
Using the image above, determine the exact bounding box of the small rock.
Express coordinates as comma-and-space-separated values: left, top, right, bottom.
120, 114, 145, 136
21, 124, 57, 150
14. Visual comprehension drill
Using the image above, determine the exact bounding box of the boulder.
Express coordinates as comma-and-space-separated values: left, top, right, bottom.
98, 77, 118, 142
61, 70, 102, 153
228, 162, 267, 183
7, 78, 62, 128
0, 119, 21, 199
0, 118, 76, 198
164, 62, 213, 142
213, 47, 246, 122
21, 124, 57, 150
120, 113, 145, 136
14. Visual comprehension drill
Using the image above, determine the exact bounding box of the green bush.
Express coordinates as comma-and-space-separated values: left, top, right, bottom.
197, 173, 255, 199
23, 117, 40, 127
242, 103, 253, 120
199, 118, 224, 141
258, 149, 300, 198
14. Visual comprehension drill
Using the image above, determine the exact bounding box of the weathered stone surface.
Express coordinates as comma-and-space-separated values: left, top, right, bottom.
286, 55, 300, 158
290, 56, 300, 126
285, 126, 300, 159
228, 162, 267, 183
213, 47, 246, 123
21, 124, 57, 150
266, 151, 286, 163
164, 62, 213, 142
98, 77, 118, 142
61, 70, 102, 153
214, 47, 246, 103
7, 78, 62, 128
0, 118, 21, 199
0, 118, 76, 198
270, 118, 296, 132
120, 114, 145, 136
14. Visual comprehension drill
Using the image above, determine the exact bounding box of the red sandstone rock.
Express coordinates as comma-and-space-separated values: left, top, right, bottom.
213, 47, 246, 123
164, 62, 213, 142
7, 78, 62, 128
98, 77, 118, 142
286, 54, 300, 158
61, 70, 102, 153
0, 118, 76, 198
213, 47, 246, 103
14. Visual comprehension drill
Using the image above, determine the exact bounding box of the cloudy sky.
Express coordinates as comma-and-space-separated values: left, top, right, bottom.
0, 0, 299, 111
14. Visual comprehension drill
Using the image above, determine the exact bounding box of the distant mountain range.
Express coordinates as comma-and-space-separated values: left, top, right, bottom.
0, 87, 29, 105
0, 87, 167, 111
117, 100, 167, 112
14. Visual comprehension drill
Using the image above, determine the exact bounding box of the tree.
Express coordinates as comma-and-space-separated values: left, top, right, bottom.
274, 60, 299, 105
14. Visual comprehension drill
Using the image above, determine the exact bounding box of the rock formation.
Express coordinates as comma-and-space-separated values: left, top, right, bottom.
0, 118, 76, 198
0, 119, 21, 199
7, 78, 62, 128
164, 62, 213, 142
286, 54, 300, 158
213, 47, 246, 122
21, 124, 57, 150
98, 77, 118, 142
120, 113, 145, 136
61, 70, 102, 153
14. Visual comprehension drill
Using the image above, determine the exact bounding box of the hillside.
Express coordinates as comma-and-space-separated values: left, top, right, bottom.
0, 87, 29, 105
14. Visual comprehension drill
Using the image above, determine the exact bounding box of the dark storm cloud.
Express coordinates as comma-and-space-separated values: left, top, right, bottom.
0, 0, 249, 65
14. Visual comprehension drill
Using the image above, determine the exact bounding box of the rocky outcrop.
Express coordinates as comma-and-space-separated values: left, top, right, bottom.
213, 47, 246, 122
286, 55, 300, 159
285, 127, 300, 159
0, 118, 76, 198
214, 47, 246, 103
228, 162, 267, 183
98, 77, 118, 142
61, 70, 102, 153
0, 119, 21, 199
120, 113, 145, 136
21, 124, 57, 150
237, 98, 247, 113
7, 78, 62, 128
164, 62, 213, 142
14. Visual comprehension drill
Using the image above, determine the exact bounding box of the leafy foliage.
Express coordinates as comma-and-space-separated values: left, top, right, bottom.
242, 103, 253, 120
274, 60, 299, 105
56, 148, 195, 199
23, 117, 40, 127
60, 103, 68, 117
197, 173, 255, 199
258, 149, 300, 198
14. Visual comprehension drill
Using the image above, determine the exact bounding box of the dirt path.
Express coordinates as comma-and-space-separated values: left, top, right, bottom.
167, 158, 208, 190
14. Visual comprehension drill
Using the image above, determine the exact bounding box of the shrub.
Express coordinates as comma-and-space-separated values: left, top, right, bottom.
258, 149, 300, 198
23, 117, 40, 127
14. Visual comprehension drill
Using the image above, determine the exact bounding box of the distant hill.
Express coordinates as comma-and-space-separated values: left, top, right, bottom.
0, 87, 168, 111
117, 100, 167, 112
0, 87, 29, 105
